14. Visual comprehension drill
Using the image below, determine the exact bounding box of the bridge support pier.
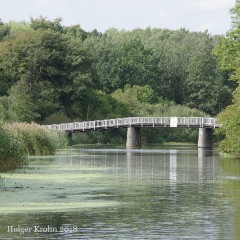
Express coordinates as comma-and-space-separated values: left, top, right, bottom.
198, 128, 213, 149
67, 132, 73, 146
126, 127, 142, 149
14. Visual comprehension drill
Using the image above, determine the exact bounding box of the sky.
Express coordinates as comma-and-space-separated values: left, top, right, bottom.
0, 0, 236, 35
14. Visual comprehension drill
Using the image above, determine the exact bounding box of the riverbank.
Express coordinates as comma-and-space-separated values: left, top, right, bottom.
0, 122, 67, 172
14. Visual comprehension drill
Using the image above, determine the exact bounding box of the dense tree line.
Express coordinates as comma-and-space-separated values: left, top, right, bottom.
84, 28, 232, 115
0, 12, 237, 145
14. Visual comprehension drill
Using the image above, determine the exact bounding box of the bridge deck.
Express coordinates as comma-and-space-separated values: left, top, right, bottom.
44, 117, 220, 132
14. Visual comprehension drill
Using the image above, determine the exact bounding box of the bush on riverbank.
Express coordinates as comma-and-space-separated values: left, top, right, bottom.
0, 122, 67, 171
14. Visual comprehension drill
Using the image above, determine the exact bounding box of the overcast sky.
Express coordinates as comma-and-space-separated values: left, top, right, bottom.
0, 0, 236, 35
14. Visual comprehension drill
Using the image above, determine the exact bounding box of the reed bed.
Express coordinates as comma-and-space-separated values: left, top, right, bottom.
0, 122, 67, 171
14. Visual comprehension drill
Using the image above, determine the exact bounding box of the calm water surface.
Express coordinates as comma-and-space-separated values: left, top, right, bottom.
0, 145, 240, 239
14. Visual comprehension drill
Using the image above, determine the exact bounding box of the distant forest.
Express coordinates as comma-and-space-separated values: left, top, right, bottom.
0, 2, 239, 150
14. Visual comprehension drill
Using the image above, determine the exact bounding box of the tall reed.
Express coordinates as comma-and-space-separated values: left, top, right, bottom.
0, 122, 67, 171
0, 124, 25, 171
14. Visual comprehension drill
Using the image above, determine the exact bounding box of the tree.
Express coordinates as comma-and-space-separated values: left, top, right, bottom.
65, 24, 89, 41
112, 84, 158, 111
0, 19, 10, 41
30, 16, 64, 32
184, 36, 229, 115
215, 0, 240, 155
7, 78, 39, 122
85, 28, 229, 114
84, 29, 159, 93
0, 19, 94, 122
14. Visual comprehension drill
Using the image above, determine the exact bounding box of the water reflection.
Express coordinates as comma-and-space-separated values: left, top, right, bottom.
103, 148, 218, 187
69, 147, 221, 192
198, 149, 214, 184
0, 146, 239, 239
170, 150, 177, 192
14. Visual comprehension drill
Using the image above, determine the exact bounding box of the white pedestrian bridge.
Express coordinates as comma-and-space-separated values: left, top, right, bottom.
45, 117, 220, 132
44, 117, 221, 149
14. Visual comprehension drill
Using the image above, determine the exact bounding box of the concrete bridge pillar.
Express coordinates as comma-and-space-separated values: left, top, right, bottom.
126, 127, 142, 148
198, 128, 213, 149
67, 132, 73, 146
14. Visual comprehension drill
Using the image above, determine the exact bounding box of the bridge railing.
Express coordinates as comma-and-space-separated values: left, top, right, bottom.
44, 117, 220, 132
117, 117, 171, 126
176, 117, 217, 128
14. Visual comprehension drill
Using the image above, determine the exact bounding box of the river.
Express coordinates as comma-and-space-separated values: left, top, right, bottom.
0, 145, 240, 239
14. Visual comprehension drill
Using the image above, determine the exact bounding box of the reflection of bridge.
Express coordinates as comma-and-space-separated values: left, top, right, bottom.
67, 148, 215, 187
45, 117, 221, 149
126, 149, 215, 189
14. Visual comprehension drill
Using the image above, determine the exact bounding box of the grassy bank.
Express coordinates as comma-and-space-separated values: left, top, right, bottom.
0, 122, 67, 171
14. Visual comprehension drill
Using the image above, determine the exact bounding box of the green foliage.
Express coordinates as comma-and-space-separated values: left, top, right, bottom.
112, 84, 158, 105
6, 122, 66, 155
65, 24, 89, 41
7, 79, 39, 122
214, 1, 240, 81
85, 28, 230, 115
30, 16, 64, 32
0, 18, 232, 122
44, 111, 72, 125
112, 84, 207, 117
112, 85, 160, 116
218, 102, 240, 154
215, 1, 240, 155
5, 21, 30, 38
72, 129, 126, 145
0, 124, 25, 171
0, 19, 10, 40
0, 17, 236, 147
0, 97, 11, 124
69, 89, 129, 121
84, 28, 160, 93
69, 83, 206, 144
0, 122, 67, 171
184, 35, 230, 114
0, 21, 92, 122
